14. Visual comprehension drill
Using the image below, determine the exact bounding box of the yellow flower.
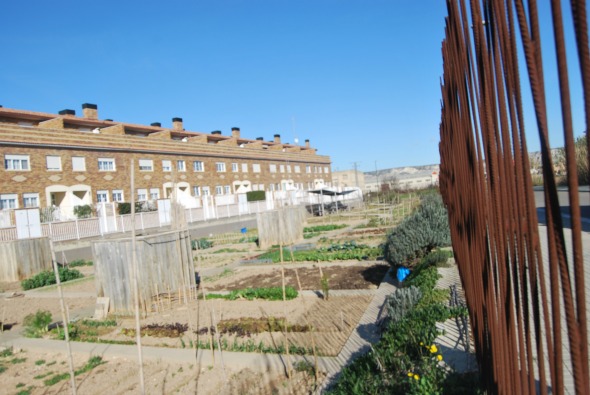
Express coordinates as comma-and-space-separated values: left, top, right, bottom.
437, 354, 443, 361
413, 374, 420, 380
429, 345, 438, 353
419, 342, 424, 346
407, 372, 414, 377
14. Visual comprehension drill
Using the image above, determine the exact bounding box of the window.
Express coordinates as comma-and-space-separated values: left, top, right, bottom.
324, 167, 330, 173
252, 164, 261, 173
215, 186, 223, 195
232, 163, 239, 172
162, 160, 172, 172
98, 158, 115, 171
193, 161, 204, 172
96, 190, 109, 203
287, 165, 292, 173
224, 185, 231, 195
216, 162, 226, 172
280, 165, 285, 173
137, 189, 148, 201
139, 159, 153, 171
318, 167, 323, 174
46, 156, 62, 171
270, 184, 275, 191
202, 186, 211, 196
193, 186, 201, 196
241, 163, 248, 172
294, 165, 301, 173
23, 193, 39, 208
177, 160, 186, 172
269, 164, 277, 173
306, 165, 311, 173
72, 156, 86, 171
112, 190, 124, 202
149, 188, 160, 200
4, 154, 29, 171
0, 194, 17, 209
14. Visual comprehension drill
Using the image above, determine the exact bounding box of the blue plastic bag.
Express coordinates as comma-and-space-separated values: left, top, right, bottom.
397, 267, 411, 282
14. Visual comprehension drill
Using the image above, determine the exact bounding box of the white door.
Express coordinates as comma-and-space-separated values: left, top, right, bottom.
157, 199, 171, 225
15, 209, 42, 239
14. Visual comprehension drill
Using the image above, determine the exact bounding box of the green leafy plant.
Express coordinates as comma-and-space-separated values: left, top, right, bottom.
191, 238, 213, 250
73, 204, 93, 219
21, 268, 83, 290
206, 286, 298, 301
23, 310, 53, 338
43, 356, 104, 387
0, 348, 13, 358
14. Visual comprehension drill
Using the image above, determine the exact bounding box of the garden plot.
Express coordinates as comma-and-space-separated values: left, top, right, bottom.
206, 263, 389, 291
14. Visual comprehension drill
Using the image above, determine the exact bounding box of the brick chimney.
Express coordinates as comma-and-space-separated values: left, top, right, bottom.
58, 109, 76, 117
274, 134, 281, 143
305, 139, 310, 148
231, 127, 240, 138
172, 117, 183, 131
82, 103, 98, 119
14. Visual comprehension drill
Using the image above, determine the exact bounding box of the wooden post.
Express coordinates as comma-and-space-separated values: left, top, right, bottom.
279, 243, 291, 378
293, 266, 319, 381
49, 239, 77, 395
130, 159, 146, 394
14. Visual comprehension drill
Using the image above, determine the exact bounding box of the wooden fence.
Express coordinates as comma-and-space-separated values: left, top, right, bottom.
92, 230, 194, 313
0, 237, 52, 282
256, 206, 307, 249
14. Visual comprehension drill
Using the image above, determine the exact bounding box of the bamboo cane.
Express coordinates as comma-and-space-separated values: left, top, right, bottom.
279, 243, 291, 378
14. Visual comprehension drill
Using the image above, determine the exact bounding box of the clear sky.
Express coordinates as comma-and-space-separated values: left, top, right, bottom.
0, 1, 585, 173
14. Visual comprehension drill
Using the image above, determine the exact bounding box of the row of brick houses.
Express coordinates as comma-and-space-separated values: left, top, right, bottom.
0, 103, 332, 219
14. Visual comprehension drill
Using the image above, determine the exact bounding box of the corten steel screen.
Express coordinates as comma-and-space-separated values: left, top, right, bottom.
439, 0, 589, 393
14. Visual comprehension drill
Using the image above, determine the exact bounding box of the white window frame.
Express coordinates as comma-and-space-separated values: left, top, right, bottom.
202, 186, 211, 196
138, 159, 153, 171
4, 154, 30, 171
149, 188, 160, 200
162, 160, 172, 172
224, 185, 231, 195
216, 162, 226, 172
137, 189, 148, 201
72, 156, 86, 171
177, 160, 186, 172
96, 190, 109, 203
23, 192, 39, 208
306, 165, 311, 173
46, 155, 62, 171
215, 185, 223, 195
241, 163, 248, 172
279, 165, 285, 173
231, 162, 239, 172
269, 164, 277, 173
193, 161, 204, 172
0, 193, 18, 209
287, 165, 292, 173
294, 165, 301, 173
324, 166, 330, 173
98, 158, 116, 171
112, 189, 124, 202
193, 186, 201, 196
252, 163, 261, 173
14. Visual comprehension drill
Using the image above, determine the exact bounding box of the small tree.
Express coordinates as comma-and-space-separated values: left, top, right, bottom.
73, 205, 93, 219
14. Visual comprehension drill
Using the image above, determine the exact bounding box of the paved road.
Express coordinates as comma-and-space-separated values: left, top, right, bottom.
533, 187, 590, 231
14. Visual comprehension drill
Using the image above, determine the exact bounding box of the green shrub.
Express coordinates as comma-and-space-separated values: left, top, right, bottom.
73, 205, 93, 219
23, 310, 53, 338
246, 191, 266, 201
191, 238, 213, 250
68, 259, 93, 267
382, 194, 451, 267
384, 286, 422, 324
21, 268, 83, 290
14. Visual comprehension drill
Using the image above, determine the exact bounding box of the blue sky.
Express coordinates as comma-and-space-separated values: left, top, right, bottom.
0, 1, 585, 172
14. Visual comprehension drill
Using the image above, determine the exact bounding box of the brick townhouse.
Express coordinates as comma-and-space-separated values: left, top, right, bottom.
0, 103, 332, 217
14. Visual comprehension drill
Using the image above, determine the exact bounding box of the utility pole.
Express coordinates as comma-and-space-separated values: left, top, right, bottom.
352, 162, 360, 189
